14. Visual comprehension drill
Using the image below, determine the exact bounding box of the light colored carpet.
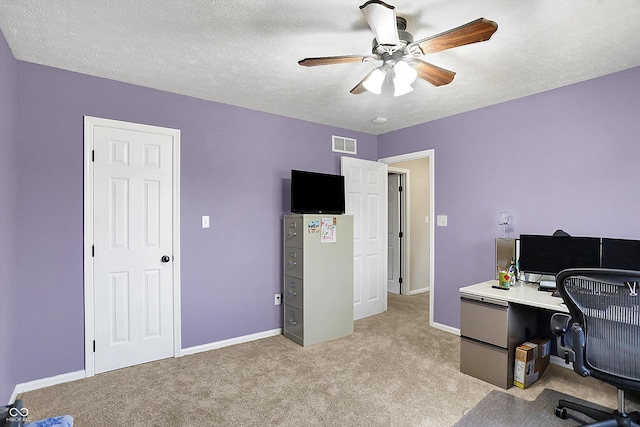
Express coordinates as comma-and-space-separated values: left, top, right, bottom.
20, 292, 620, 426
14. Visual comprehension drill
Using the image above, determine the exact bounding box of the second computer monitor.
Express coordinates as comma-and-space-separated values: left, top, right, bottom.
519, 234, 601, 276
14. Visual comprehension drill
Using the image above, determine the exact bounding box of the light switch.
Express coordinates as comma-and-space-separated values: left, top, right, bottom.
436, 215, 448, 227
202, 215, 210, 229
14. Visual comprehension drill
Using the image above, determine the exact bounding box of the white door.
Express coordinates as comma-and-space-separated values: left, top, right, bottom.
388, 174, 401, 295
341, 157, 388, 320
90, 119, 177, 374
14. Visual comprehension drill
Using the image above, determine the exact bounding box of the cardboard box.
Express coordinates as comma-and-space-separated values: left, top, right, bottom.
513, 337, 551, 389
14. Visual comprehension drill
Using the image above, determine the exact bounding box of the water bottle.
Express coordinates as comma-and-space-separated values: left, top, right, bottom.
508, 258, 517, 286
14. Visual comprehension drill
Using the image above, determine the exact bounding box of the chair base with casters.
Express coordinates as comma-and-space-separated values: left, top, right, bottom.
555, 389, 640, 427
551, 268, 640, 427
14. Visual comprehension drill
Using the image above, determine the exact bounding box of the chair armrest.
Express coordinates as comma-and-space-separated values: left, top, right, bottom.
551, 313, 576, 364
551, 313, 572, 336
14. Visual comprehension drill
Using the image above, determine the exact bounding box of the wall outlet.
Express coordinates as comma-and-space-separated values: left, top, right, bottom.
274, 293, 282, 305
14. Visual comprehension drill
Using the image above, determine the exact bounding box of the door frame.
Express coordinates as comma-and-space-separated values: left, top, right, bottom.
388, 167, 411, 295
379, 150, 435, 326
83, 116, 182, 377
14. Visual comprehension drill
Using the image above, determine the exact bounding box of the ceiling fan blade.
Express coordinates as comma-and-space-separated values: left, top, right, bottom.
413, 60, 456, 86
298, 55, 374, 67
360, 1, 400, 46
412, 18, 498, 55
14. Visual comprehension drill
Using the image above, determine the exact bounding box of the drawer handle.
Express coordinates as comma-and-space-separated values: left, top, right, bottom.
288, 290, 297, 296
288, 320, 297, 325
287, 261, 297, 267
287, 232, 297, 238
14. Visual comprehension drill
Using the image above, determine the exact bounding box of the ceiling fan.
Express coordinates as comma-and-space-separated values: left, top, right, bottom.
298, 0, 498, 96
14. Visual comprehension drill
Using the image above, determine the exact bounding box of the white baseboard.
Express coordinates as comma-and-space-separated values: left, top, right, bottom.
181, 328, 282, 356
430, 321, 460, 335
409, 287, 430, 295
10, 370, 85, 405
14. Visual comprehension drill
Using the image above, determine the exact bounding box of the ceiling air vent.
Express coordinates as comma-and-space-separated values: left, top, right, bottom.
332, 135, 357, 155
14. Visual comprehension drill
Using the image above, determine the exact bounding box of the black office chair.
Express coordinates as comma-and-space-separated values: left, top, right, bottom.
551, 268, 640, 426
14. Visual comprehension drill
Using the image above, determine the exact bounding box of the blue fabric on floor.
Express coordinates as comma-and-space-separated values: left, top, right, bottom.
24, 415, 74, 427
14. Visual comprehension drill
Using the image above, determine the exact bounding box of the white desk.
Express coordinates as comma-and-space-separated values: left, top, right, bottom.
460, 280, 569, 313
459, 280, 568, 389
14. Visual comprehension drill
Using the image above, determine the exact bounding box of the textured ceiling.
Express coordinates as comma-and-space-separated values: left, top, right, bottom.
1, 1, 640, 135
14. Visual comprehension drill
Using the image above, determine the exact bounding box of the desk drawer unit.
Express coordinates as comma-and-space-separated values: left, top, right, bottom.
459, 295, 537, 389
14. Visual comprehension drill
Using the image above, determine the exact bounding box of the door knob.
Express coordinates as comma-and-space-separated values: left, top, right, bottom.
161, 255, 171, 263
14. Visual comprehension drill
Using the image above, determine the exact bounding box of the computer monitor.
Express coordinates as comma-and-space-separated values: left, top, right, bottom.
518, 234, 601, 276
601, 238, 640, 271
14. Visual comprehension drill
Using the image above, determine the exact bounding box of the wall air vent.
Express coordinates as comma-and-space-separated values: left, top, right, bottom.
332, 135, 357, 155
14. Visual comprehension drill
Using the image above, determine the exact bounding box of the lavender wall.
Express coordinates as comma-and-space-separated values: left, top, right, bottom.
14, 62, 377, 384
9, 27, 640, 394
378, 66, 640, 329
0, 29, 18, 403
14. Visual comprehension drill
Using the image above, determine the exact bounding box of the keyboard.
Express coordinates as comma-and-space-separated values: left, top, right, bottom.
539, 280, 556, 290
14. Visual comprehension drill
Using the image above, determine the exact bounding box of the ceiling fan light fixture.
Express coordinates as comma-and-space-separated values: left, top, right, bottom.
394, 60, 417, 85
362, 67, 386, 94
392, 60, 417, 96
393, 81, 413, 97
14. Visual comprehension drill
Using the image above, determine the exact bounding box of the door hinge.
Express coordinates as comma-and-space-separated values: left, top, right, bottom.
93, 340, 96, 352
92, 150, 95, 162
92, 245, 95, 257
398, 185, 403, 192
399, 277, 403, 284
399, 232, 403, 238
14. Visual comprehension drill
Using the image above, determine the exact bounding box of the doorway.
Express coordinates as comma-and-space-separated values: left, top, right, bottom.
387, 168, 409, 295
83, 116, 182, 376
379, 150, 435, 325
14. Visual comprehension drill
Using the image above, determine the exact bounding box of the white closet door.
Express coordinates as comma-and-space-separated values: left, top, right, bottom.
92, 122, 175, 374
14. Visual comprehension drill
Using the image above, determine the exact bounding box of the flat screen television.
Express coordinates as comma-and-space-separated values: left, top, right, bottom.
601, 238, 640, 270
518, 234, 601, 275
290, 169, 345, 214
